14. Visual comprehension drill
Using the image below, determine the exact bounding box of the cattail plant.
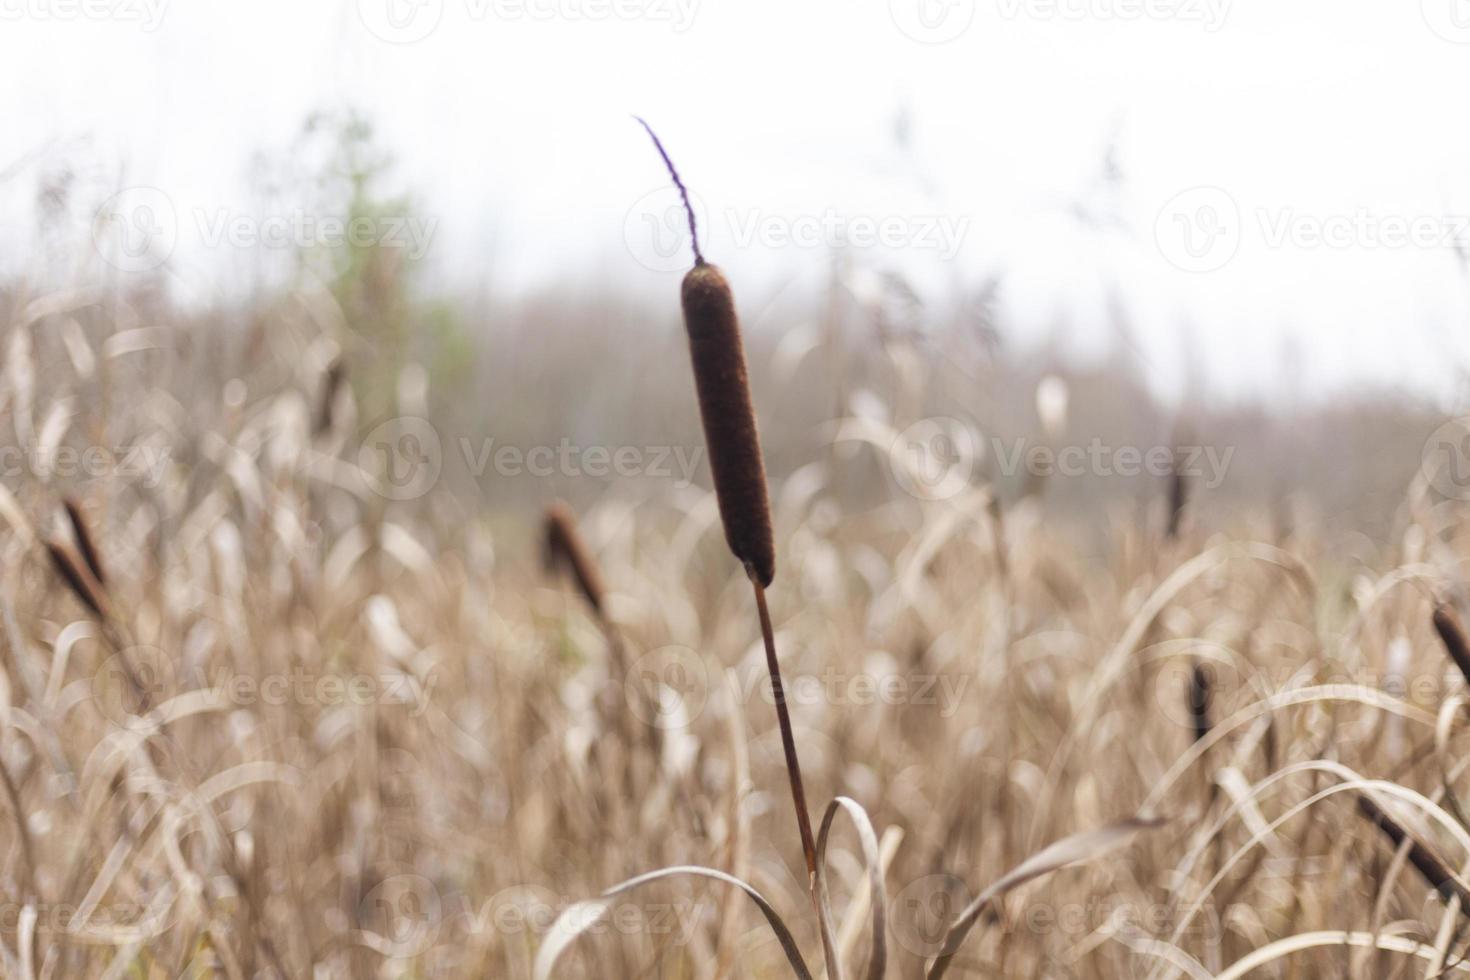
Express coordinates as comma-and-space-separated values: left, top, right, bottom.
1165, 436, 1190, 539
544, 500, 608, 617
1355, 792, 1470, 909
1187, 658, 1212, 745
46, 515, 149, 711
315, 355, 347, 435
637, 116, 816, 886
46, 538, 107, 622
1433, 602, 1470, 689
64, 496, 106, 587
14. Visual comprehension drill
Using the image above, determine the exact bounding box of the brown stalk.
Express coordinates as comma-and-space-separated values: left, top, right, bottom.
1356, 792, 1470, 910
751, 569, 818, 881
1433, 603, 1470, 689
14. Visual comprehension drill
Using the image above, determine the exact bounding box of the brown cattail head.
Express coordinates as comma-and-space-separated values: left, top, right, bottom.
63, 497, 105, 587
46, 539, 107, 620
681, 262, 776, 587
635, 118, 776, 586
1356, 792, 1470, 908
543, 501, 607, 616
1434, 603, 1470, 689
316, 356, 347, 435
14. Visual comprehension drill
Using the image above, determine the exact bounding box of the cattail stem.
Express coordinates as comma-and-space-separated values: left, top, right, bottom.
1356, 792, 1470, 911
1434, 603, 1470, 689
750, 569, 817, 882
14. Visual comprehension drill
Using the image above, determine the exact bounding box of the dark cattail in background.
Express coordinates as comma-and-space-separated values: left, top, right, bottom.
316, 356, 346, 435
1188, 659, 1213, 744
63, 497, 105, 587
544, 501, 607, 616
1433, 603, 1470, 689
1166, 441, 1190, 539
46, 539, 106, 620
1356, 792, 1470, 908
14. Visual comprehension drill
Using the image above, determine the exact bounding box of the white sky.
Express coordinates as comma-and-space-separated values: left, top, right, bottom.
3, 0, 1470, 405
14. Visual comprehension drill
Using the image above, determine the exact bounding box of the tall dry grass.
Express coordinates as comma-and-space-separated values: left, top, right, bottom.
0, 256, 1464, 978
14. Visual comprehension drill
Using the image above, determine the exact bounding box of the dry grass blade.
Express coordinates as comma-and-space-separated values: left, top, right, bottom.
926, 816, 1167, 980
532, 865, 813, 980
814, 796, 887, 980
1211, 930, 1470, 978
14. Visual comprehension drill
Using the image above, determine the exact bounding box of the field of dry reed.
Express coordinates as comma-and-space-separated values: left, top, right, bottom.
0, 173, 1468, 977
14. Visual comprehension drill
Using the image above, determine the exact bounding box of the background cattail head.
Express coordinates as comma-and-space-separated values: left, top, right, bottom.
63, 497, 105, 587
543, 501, 607, 616
1355, 792, 1470, 907
1188, 658, 1212, 744
681, 262, 776, 587
316, 356, 347, 435
1166, 430, 1192, 539
1433, 602, 1470, 688
46, 539, 106, 620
